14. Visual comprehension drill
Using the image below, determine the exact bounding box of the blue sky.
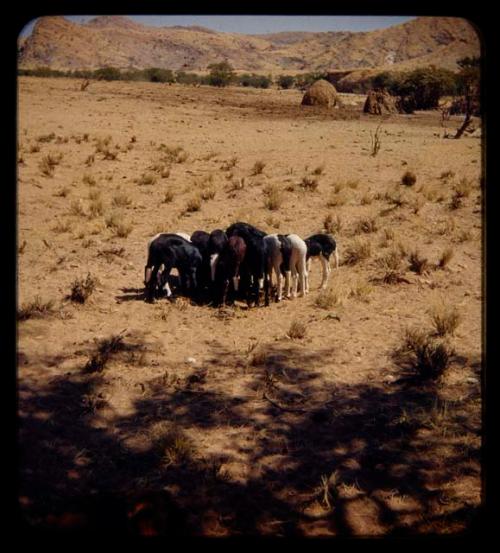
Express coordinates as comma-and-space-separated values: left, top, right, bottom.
19, 15, 415, 38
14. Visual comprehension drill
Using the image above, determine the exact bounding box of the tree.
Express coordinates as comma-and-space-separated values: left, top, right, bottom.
207, 61, 234, 87
453, 57, 481, 139
277, 75, 295, 89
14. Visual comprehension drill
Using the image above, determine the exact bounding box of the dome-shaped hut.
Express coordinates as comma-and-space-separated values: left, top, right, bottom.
301, 79, 338, 108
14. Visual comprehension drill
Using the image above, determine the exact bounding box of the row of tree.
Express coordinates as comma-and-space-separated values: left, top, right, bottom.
18, 59, 480, 114
17, 62, 327, 90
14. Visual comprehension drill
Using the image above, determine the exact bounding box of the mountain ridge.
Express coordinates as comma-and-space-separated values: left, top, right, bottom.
18, 16, 480, 74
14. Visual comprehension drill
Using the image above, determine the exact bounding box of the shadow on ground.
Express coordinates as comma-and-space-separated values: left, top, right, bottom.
17, 337, 482, 536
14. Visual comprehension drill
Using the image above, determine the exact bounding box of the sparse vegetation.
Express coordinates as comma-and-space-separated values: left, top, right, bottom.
251, 160, 266, 175
69, 273, 98, 303
263, 184, 283, 211
287, 320, 307, 340
428, 302, 462, 336
18, 296, 55, 321
408, 250, 429, 274
401, 171, 417, 186
323, 213, 342, 234
185, 195, 202, 213
300, 176, 320, 191
343, 238, 372, 265
437, 247, 454, 269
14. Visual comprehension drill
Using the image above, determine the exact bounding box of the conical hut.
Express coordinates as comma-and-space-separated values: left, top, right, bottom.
301, 79, 338, 108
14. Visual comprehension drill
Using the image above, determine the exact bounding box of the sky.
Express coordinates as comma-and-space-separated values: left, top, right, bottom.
19, 15, 415, 38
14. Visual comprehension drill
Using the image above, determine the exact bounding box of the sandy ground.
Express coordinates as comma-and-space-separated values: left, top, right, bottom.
17, 77, 482, 536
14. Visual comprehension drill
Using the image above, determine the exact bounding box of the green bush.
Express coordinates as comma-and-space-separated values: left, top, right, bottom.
143, 67, 175, 83
277, 75, 296, 89
93, 66, 122, 81
207, 61, 235, 87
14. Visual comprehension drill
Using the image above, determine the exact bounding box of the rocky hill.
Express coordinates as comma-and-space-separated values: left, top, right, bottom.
18, 15, 480, 74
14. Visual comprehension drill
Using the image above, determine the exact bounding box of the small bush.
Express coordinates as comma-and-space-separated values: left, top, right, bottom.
69, 199, 86, 217
88, 198, 104, 218
343, 238, 372, 265
408, 250, 429, 274
354, 216, 378, 234
137, 173, 157, 186
83, 174, 97, 186
84, 333, 126, 373
429, 303, 462, 336
288, 320, 307, 340
200, 187, 216, 201
69, 273, 98, 303
51, 219, 71, 233
300, 176, 320, 191
54, 186, 70, 198
263, 184, 283, 211
251, 160, 266, 175
315, 286, 345, 309
162, 189, 175, 203
185, 196, 202, 213
401, 171, 417, 186
360, 191, 374, 205
18, 296, 55, 321
323, 213, 342, 234
437, 247, 454, 269
313, 165, 325, 176
112, 192, 132, 208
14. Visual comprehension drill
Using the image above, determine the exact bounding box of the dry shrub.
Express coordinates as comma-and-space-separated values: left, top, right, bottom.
162, 189, 175, 204
251, 160, 266, 175
159, 145, 188, 164
315, 285, 346, 309
105, 212, 133, 237
149, 423, 195, 465
313, 164, 325, 176
360, 191, 374, 205
428, 303, 462, 337
69, 199, 86, 217
29, 144, 40, 153
323, 213, 342, 234
379, 227, 395, 247
200, 187, 216, 201
437, 247, 454, 269
440, 170, 455, 181
36, 132, 56, 143
84, 333, 126, 373
51, 219, 71, 233
39, 153, 62, 177
185, 195, 202, 213
398, 328, 454, 380
83, 173, 97, 186
401, 171, 417, 187
288, 320, 307, 340
137, 173, 157, 186
54, 186, 70, 198
408, 250, 429, 274
354, 216, 378, 234
88, 198, 104, 218
410, 195, 425, 214
378, 248, 403, 272
18, 296, 55, 321
349, 280, 373, 302
69, 273, 98, 303
112, 192, 132, 208
300, 176, 320, 191
263, 184, 283, 211
343, 238, 371, 265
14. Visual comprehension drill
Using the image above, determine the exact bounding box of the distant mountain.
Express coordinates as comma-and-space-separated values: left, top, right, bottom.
18, 15, 480, 74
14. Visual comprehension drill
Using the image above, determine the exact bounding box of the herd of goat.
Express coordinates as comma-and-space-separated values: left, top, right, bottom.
144, 222, 339, 306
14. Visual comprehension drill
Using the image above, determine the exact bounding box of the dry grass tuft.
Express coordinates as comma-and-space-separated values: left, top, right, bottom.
287, 320, 307, 340
408, 250, 429, 275
343, 238, 372, 265
263, 184, 283, 211
162, 189, 175, 204
251, 160, 266, 175
185, 195, 202, 213
401, 171, 417, 186
354, 216, 378, 234
18, 296, 55, 321
428, 302, 462, 337
69, 273, 98, 304
437, 247, 454, 269
112, 192, 132, 208
315, 285, 346, 309
300, 176, 320, 191
323, 213, 342, 234
137, 173, 157, 186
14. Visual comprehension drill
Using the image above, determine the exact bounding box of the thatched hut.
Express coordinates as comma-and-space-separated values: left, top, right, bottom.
363, 90, 398, 115
301, 79, 338, 108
